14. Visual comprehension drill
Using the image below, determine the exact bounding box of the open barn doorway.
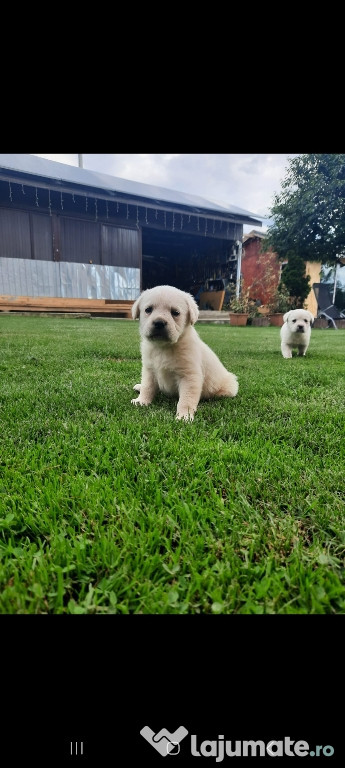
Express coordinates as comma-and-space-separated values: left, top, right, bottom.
141, 227, 239, 307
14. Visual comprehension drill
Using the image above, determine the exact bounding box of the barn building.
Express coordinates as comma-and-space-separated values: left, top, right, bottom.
0, 154, 262, 315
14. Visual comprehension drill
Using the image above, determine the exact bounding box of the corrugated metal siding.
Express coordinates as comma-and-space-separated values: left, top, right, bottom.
0, 257, 60, 296
0, 257, 140, 300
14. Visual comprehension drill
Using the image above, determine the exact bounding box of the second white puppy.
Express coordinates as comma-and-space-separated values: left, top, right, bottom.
131, 284, 238, 421
280, 308, 314, 358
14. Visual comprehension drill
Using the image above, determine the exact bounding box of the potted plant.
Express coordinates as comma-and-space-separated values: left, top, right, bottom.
250, 308, 270, 327
228, 282, 256, 326
268, 283, 291, 326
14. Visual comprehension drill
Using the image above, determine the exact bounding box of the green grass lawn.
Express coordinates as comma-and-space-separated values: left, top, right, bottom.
0, 314, 344, 614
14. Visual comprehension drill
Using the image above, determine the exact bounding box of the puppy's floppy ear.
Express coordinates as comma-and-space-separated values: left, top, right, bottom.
283, 311, 291, 323
185, 292, 199, 325
132, 294, 142, 319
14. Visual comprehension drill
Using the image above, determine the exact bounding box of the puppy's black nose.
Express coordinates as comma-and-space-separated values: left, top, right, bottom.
153, 320, 167, 329
297, 325, 304, 331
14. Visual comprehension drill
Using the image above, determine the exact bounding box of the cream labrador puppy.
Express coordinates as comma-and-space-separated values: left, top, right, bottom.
280, 308, 314, 358
131, 284, 238, 421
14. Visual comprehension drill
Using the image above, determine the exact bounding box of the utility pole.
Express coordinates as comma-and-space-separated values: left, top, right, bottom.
78, 154, 83, 168
235, 240, 242, 298
332, 263, 338, 305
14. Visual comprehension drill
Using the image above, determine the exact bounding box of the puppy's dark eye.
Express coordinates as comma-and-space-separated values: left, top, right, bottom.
304, 319, 308, 323
145, 306, 153, 314
292, 319, 297, 323
171, 309, 180, 317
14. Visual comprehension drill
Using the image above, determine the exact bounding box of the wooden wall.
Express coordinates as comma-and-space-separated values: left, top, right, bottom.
0, 207, 141, 268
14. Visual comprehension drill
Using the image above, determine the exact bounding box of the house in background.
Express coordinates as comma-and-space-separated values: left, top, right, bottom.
241, 230, 281, 307
0, 155, 262, 315
304, 261, 322, 316
241, 230, 321, 316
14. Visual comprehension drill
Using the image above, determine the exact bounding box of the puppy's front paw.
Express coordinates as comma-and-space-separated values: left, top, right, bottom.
176, 409, 195, 422
133, 384, 141, 392
131, 396, 149, 406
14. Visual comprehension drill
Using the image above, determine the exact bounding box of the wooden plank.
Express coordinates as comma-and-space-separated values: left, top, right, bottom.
199, 290, 225, 311
0, 295, 134, 316
0, 305, 133, 315
0, 295, 134, 308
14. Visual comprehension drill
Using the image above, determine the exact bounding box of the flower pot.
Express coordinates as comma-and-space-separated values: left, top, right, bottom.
269, 313, 284, 327
251, 316, 270, 327
313, 318, 329, 329
229, 313, 249, 326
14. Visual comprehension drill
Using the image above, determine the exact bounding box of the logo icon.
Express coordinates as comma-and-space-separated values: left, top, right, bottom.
140, 726, 189, 757
70, 742, 84, 756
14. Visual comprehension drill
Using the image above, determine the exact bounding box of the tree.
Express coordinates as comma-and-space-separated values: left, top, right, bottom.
280, 251, 311, 308
264, 154, 345, 267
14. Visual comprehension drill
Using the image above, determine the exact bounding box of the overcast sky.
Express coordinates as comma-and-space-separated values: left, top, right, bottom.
33, 153, 298, 234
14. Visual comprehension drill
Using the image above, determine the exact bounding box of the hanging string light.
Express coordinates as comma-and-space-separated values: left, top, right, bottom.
35, 188, 39, 207
60, 192, 63, 210
204, 218, 208, 236
95, 198, 98, 221
126, 204, 129, 219
21, 184, 25, 195
117, 202, 119, 213
213, 219, 215, 234
85, 196, 88, 212
106, 201, 109, 219
145, 208, 148, 224
136, 206, 139, 227
9, 182, 12, 202
180, 214, 183, 229
48, 189, 52, 216
164, 212, 167, 229
72, 193, 75, 203
172, 213, 175, 231
155, 209, 158, 219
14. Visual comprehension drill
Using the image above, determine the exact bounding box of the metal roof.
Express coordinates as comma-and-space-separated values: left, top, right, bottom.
0, 154, 262, 226
243, 229, 266, 242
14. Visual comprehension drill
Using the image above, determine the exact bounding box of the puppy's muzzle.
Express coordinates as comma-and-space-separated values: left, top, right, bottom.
149, 318, 169, 339
297, 324, 305, 332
